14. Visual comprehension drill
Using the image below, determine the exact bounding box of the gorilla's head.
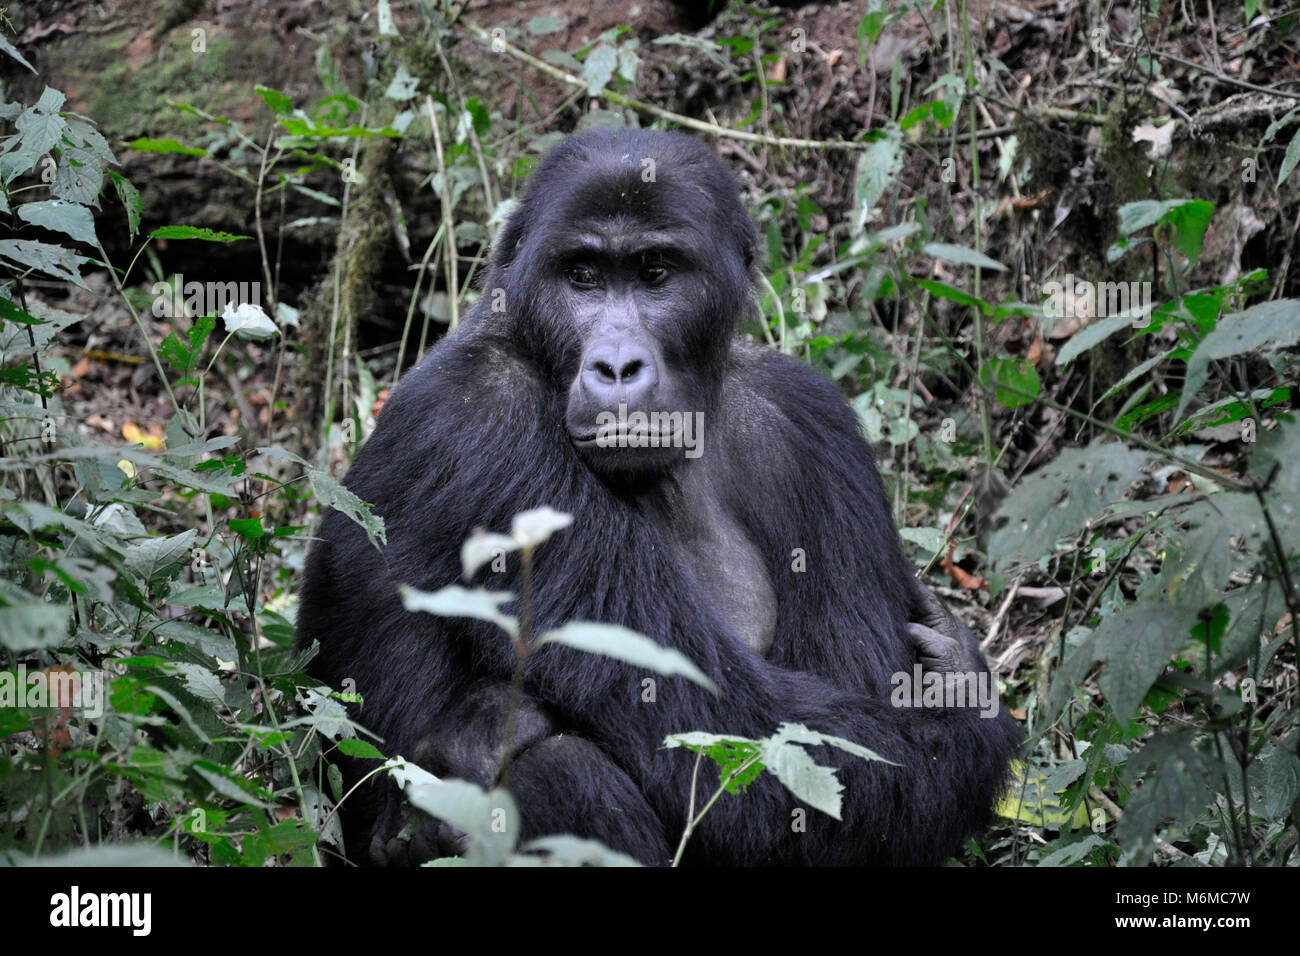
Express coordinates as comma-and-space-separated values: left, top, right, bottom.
484, 129, 759, 479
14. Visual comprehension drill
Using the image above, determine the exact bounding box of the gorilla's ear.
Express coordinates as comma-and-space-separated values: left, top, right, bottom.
487, 207, 527, 274
739, 217, 760, 271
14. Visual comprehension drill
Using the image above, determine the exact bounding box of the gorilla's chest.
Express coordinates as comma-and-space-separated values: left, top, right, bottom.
669, 509, 777, 657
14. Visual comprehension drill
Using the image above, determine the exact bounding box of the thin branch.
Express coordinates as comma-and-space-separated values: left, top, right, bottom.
458, 19, 872, 151
425, 95, 460, 330
1114, 39, 1300, 101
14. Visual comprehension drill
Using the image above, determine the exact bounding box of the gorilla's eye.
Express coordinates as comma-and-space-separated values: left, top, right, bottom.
639, 263, 668, 284
566, 265, 599, 288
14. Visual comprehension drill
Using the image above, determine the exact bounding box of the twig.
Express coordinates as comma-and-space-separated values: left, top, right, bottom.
1113, 40, 1300, 101
458, 19, 873, 151
253, 127, 286, 450
425, 95, 460, 330
986, 377, 1253, 492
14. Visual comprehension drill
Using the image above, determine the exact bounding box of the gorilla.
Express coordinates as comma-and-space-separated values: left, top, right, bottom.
296, 128, 1019, 866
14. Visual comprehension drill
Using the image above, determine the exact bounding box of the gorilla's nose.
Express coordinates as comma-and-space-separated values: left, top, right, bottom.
581, 342, 658, 408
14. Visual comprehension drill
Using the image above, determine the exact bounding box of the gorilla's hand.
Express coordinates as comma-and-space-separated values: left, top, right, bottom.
370, 808, 469, 866
410, 684, 555, 786
369, 684, 554, 866
905, 583, 986, 675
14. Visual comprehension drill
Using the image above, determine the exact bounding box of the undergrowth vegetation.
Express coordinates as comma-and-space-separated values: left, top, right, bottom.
0, 1, 1297, 866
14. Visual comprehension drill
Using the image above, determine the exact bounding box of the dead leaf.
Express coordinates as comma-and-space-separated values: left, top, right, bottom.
122, 422, 165, 450
1132, 121, 1174, 159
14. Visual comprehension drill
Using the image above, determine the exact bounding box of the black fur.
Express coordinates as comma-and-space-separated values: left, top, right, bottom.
296, 128, 1019, 865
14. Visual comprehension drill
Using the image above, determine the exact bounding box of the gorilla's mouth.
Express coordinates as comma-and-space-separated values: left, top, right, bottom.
569, 428, 682, 447
567, 419, 703, 475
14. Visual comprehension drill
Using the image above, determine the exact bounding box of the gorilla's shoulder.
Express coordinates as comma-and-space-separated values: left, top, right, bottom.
725, 340, 858, 435
340, 324, 550, 504
366, 324, 549, 453
395, 323, 545, 413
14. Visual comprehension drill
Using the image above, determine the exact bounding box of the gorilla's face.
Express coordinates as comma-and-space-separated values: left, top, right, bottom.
490, 130, 758, 481
558, 216, 713, 476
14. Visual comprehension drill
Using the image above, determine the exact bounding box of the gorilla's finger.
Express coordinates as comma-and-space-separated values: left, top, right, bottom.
906, 623, 963, 671
907, 622, 986, 674
909, 582, 961, 634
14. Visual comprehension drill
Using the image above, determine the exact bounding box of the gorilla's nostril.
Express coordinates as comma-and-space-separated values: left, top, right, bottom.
620, 359, 643, 380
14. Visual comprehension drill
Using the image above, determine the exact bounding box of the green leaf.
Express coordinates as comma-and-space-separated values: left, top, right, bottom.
858, 10, 888, 47
386, 761, 518, 866
980, 357, 1040, 409
539, 621, 719, 693
173, 662, 227, 707
460, 530, 518, 580
988, 442, 1153, 574
900, 98, 956, 133
853, 125, 902, 230
376, 0, 399, 37
53, 145, 103, 205
276, 117, 400, 138
1039, 834, 1109, 867
1096, 604, 1201, 725
761, 739, 844, 818
295, 458, 385, 548
515, 835, 640, 867
583, 44, 618, 95
1055, 312, 1137, 366
1177, 299, 1300, 420
617, 43, 640, 85
510, 506, 573, 548
336, 738, 386, 759
221, 302, 278, 341
760, 723, 896, 820
922, 242, 1007, 271
1117, 198, 1214, 262
124, 529, 198, 592
385, 63, 419, 102
108, 171, 142, 240
127, 137, 207, 157
400, 584, 518, 640
766, 722, 894, 765
192, 760, 275, 809
244, 820, 316, 860
1117, 732, 1212, 865
527, 14, 569, 34
7, 88, 68, 183
0, 296, 39, 324
0, 597, 71, 651
1278, 125, 1300, 186
15, 199, 99, 247
150, 225, 250, 243
664, 733, 766, 792
899, 101, 935, 132
1164, 199, 1213, 261
0, 238, 89, 288
1257, 745, 1300, 820
0, 33, 37, 73
1117, 199, 1190, 236
6, 845, 186, 867
916, 278, 990, 313
255, 85, 294, 115
229, 518, 265, 540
